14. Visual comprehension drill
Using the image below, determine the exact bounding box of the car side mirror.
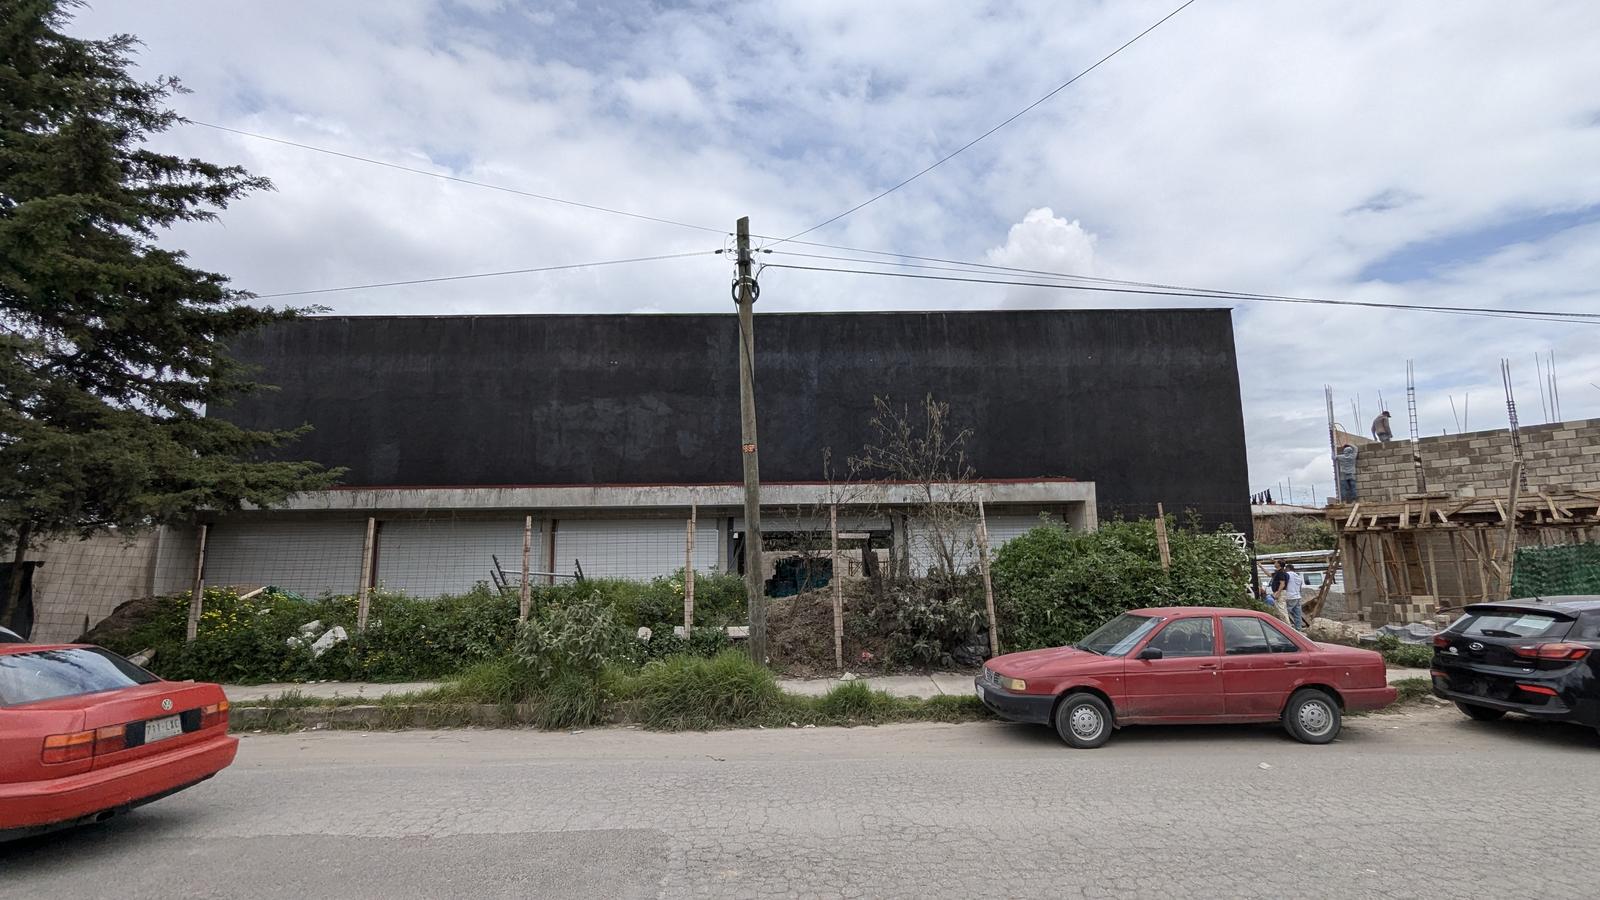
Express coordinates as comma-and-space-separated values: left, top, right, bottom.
1138, 647, 1163, 661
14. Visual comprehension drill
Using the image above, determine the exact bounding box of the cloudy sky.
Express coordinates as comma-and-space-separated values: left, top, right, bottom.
70, 0, 1600, 505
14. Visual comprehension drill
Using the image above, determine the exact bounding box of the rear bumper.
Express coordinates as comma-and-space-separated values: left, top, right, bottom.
1343, 685, 1399, 713
1431, 673, 1600, 727
0, 732, 237, 839
975, 678, 1054, 724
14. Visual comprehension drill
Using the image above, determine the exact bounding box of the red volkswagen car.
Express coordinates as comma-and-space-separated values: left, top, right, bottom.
977, 607, 1396, 748
1, 642, 237, 841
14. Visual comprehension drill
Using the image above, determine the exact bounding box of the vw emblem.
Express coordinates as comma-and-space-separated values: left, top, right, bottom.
161, 698, 174, 711
1468, 642, 1484, 652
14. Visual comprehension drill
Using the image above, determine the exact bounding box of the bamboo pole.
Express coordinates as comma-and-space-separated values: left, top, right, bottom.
356, 517, 376, 633
185, 524, 209, 643
1154, 503, 1172, 571
830, 504, 843, 670
684, 504, 697, 634
519, 515, 533, 623
977, 499, 1000, 658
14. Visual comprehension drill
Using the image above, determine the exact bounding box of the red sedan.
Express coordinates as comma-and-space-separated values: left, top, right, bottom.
977, 607, 1396, 748
0, 643, 237, 841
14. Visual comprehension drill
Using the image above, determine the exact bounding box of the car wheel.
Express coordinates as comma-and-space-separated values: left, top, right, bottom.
1456, 702, 1506, 722
1282, 688, 1341, 744
1053, 692, 1112, 749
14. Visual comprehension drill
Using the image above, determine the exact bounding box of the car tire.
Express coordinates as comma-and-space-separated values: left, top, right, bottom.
1053, 692, 1112, 749
1282, 688, 1341, 744
1455, 702, 1506, 722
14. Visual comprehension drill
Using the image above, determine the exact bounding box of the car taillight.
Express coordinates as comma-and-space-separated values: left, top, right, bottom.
94, 725, 128, 755
42, 731, 95, 764
1512, 642, 1590, 661
1517, 683, 1559, 696
1433, 635, 1451, 649
201, 699, 230, 730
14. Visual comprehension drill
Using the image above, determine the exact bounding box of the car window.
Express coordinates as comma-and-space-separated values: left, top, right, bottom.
1574, 614, 1600, 641
1456, 611, 1570, 640
0, 648, 158, 706
1076, 614, 1163, 657
1146, 618, 1216, 657
1224, 617, 1290, 655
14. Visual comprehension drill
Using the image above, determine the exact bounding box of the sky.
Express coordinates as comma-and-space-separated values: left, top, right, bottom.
68, 0, 1600, 506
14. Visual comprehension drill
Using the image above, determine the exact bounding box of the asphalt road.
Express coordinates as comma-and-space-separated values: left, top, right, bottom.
4, 705, 1598, 899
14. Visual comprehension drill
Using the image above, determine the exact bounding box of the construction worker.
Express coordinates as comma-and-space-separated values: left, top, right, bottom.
1266, 560, 1292, 624
1371, 410, 1393, 442
1336, 444, 1358, 501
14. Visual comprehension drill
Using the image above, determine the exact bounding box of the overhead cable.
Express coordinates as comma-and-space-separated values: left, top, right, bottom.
191, 121, 727, 236
255, 250, 718, 299
768, 0, 1200, 246
760, 262, 1600, 325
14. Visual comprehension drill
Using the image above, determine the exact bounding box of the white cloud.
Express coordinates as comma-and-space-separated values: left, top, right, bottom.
61, 0, 1600, 502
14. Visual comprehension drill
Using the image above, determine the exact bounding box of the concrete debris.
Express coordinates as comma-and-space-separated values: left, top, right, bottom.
1372, 623, 1438, 645
637, 626, 653, 642
310, 625, 348, 658
725, 626, 750, 640
129, 648, 156, 667
1306, 618, 1362, 643
298, 620, 323, 636
839, 672, 859, 682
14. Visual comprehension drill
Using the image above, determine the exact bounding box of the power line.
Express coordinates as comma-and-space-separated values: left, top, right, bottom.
191, 121, 727, 236
760, 262, 1600, 325
761, 248, 1600, 320
255, 250, 718, 299
770, 0, 1200, 246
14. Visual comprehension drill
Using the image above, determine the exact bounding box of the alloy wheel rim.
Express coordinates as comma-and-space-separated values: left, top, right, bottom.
1298, 700, 1333, 736
1070, 705, 1103, 740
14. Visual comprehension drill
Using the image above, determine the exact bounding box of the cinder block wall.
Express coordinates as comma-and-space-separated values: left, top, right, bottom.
1354, 417, 1600, 502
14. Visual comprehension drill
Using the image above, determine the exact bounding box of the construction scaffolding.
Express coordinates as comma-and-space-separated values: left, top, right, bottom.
1326, 487, 1600, 626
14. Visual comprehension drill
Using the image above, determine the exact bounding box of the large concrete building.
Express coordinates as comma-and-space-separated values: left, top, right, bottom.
23, 308, 1251, 640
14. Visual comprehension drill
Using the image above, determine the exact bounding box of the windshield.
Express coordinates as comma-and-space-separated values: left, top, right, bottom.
1456, 610, 1570, 640
0, 648, 159, 706
1076, 614, 1162, 656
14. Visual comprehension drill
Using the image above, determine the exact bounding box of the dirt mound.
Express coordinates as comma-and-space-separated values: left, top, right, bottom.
78, 594, 171, 648
766, 580, 888, 677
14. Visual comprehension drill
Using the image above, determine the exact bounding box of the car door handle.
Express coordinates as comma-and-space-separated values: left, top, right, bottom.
1197, 662, 1218, 669
1284, 660, 1304, 666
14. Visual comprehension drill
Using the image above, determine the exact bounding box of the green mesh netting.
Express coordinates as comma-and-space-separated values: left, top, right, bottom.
1511, 543, 1600, 598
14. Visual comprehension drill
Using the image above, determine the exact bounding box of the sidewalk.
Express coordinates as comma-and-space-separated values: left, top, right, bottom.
223, 668, 1427, 704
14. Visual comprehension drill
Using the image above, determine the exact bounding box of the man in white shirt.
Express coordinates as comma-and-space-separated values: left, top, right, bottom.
1283, 563, 1306, 630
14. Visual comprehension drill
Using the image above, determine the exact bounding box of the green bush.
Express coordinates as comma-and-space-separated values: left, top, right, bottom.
993, 517, 1254, 651
629, 650, 785, 729
858, 581, 985, 667
516, 590, 629, 682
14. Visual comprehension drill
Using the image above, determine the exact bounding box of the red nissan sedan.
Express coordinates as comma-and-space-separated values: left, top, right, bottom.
0, 642, 237, 841
977, 607, 1396, 748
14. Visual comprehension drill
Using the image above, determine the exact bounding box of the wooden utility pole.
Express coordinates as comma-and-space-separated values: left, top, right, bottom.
735, 216, 767, 663
185, 523, 209, 642
1154, 502, 1172, 571
519, 515, 533, 623
976, 499, 1000, 658
356, 516, 377, 632
1501, 460, 1523, 599
684, 503, 697, 634
830, 504, 843, 670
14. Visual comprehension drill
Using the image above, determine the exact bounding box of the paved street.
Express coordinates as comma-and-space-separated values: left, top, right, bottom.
4, 707, 1597, 899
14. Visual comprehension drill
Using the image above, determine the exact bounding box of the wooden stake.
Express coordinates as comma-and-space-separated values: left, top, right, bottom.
1154, 503, 1172, 571
684, 504, 697, 634
356, 516, 376, 633
519, 515, 533, 623
830, 504, 843, 670
1502, 460, 1523, 599
977, 498, 1000, 658
185, 523, 208, 643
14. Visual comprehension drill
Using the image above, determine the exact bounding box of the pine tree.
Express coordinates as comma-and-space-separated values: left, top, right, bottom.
0, 0, 338, 622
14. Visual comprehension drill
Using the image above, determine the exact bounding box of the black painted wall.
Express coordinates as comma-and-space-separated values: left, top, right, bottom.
216, 310, 1251, 531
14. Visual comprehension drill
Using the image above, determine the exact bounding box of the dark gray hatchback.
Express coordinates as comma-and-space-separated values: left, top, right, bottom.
1431, 596, 1600, 735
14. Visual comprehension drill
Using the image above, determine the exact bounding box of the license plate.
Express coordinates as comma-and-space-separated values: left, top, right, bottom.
976, 685, 987, 702
145, 715, 183, 743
